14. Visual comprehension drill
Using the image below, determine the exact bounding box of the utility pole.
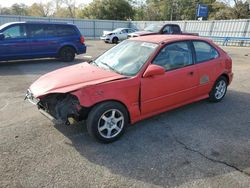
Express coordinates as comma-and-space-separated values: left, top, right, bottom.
194, 0, 199, 20
169, 0, 173, 21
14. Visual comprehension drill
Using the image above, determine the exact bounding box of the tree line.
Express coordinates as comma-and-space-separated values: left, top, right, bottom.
0, 0, 249, 20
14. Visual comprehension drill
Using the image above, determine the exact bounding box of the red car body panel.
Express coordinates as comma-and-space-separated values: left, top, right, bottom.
30, 35, 233, 124
71, 78, 142, 122
30, 63, 126, 98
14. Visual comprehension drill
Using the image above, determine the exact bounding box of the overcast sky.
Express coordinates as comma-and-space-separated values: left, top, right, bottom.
0, 0, 93, 7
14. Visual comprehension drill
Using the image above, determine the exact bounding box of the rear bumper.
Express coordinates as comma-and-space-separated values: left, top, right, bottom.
76, 44, 87, 54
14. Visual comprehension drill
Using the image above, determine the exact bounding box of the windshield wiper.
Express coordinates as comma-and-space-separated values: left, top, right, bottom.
100, 61, 121, 74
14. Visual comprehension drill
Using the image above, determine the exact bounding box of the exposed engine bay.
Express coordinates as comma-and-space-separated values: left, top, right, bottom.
37, 93, 88, 125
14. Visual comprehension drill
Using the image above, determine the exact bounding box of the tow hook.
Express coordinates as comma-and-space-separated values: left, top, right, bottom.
66, 116, 77, 125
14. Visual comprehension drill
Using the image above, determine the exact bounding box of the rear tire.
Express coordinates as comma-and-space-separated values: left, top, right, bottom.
86, 101, 128, 143
112, 37, 118, 44
59, 47, 75, 62
209, 76, 228, 102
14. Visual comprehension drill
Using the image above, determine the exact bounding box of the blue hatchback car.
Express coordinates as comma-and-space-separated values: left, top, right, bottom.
0, 22, 86, 62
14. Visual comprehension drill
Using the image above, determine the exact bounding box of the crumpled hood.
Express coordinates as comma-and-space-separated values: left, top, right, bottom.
129, 31, 156, 36
103, 30, 113, 36
30, 63, 126, 98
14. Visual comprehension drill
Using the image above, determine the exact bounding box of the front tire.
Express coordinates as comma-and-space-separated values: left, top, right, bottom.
112, 37, 118, 44
209, 76, 228, 102
86, 101, 128, 143
59, 47, 75, 62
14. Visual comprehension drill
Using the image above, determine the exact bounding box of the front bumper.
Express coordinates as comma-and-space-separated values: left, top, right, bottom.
25, 90, 62, 124
38, 108, 64, 125
25, 89, 39, 105
25, 90, 79, 125
100, 36, 111, 42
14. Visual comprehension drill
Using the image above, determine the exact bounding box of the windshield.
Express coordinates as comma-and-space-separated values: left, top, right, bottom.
144, 24, 163, 32
94, 40, 158, 76
0, 23, 12, 31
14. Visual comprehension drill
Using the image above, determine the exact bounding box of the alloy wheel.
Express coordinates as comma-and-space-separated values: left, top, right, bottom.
97, 109, 124, 139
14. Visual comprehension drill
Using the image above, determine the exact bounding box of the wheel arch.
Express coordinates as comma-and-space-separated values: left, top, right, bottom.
219, 73, 229, 84
58, 45, 77, 55
82, 99, 131, 124
112, 36, 119, 43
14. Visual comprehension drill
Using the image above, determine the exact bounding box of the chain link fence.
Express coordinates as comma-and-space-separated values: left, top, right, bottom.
0, 15, 249, 46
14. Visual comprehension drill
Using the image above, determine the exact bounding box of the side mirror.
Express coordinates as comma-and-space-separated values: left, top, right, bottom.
83, 55, 93, 63
143, 64, 165, 78
0, 33, 5, 40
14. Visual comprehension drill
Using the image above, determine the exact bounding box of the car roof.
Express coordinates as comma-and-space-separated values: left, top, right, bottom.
113, 27, 135, 30
129, 34, 211, 44
1, 21, 74, 26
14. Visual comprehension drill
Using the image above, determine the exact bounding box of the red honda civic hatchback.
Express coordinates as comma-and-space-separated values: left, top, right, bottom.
26, 35, 233, 143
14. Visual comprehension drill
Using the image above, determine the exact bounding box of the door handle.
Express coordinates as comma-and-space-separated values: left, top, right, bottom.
188, 71, 194, 75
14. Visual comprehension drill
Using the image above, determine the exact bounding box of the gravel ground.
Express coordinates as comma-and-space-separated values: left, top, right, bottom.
0, 40, 250, 188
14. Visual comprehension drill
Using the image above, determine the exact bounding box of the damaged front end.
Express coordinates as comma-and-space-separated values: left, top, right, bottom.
25, 90, 88, 125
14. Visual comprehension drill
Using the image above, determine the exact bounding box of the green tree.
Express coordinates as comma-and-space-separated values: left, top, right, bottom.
130, 0, 146, 20
131, 0, 216, 21
28, 2, 54, 17
232, 0, 250, 19
10, 3, 29, 16
209, 1, 233, 20
54, 7, 73, 18
79, 0, 134, 20
60, 0, 77, 18
0, 6, 12, 15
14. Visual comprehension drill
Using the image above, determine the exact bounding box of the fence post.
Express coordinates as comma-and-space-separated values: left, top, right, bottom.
209, 21, 215, 37
128, 20, 131, 28
183, 21, 187, 32
93, 20, 96, 39
241, 20, 249, 47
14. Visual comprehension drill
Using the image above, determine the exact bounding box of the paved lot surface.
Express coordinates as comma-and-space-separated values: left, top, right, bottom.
0, 40, 250, 188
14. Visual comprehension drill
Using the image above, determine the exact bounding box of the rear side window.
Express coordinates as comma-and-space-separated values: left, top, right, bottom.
193, 41, 219, 63
28, 24, 45, 37
3, 25, 27, 39
172, 25, 181, 33
162, 25, 180, 34
43, 25, 57, 37
56, 25, 77, 36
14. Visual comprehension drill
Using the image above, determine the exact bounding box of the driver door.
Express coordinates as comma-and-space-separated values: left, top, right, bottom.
0, 24, 28, 60
118, 29, 128, 40
141, 41, 199, 115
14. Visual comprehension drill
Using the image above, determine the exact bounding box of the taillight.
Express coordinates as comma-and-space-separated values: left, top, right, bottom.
80, 36, 85, 44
